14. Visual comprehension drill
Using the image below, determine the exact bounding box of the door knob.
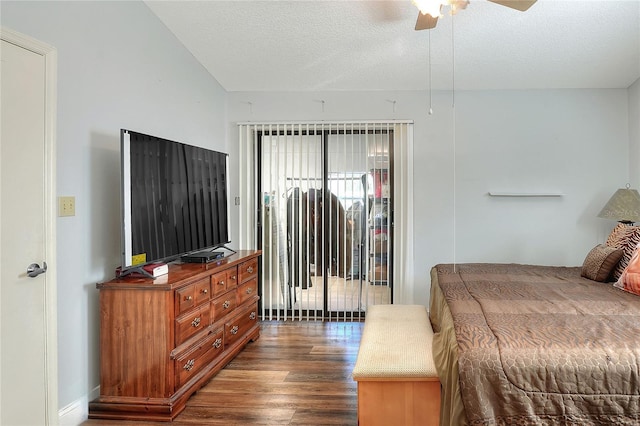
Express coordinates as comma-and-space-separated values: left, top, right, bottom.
27, 262, 47, 278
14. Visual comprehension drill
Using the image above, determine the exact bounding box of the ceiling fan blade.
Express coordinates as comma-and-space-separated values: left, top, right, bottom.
487, 0, 537, 12
415, 12, 439, 30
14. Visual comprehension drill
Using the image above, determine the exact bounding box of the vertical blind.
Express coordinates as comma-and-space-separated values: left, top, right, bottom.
238, 121, 414, 321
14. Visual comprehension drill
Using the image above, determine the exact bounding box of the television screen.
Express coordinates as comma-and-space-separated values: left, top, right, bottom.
120, 129, 230, 273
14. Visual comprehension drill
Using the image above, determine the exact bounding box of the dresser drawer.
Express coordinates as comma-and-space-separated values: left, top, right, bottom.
175, 277, 210, 316
237, 278, 258, 306
194, 278, 211, 306
225, 302, 258, 348
238, 258, 258, 283
211, 290, 237, 324
175, 304, 210, 347
174, 328, 224, 388
226, 267, 238, 290
211, 270, 227, 296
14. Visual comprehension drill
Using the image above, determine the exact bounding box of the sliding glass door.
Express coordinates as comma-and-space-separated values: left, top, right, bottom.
255, 124, 391, 320
324, 127, 393, 319
238, 121, 413, 322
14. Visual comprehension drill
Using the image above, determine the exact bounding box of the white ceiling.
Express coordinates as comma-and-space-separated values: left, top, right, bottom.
145, 0, 640, 91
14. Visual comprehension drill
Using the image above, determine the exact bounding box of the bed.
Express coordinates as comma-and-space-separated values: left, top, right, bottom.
429, 262, 640, 426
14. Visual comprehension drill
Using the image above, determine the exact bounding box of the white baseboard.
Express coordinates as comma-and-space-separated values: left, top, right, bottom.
58, 386, 99, 426
58, 398, 85, 426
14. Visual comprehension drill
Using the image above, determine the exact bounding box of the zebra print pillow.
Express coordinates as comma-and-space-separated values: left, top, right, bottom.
605, 223, 640, 281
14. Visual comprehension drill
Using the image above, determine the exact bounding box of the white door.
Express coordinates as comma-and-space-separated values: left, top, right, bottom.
0, 29, 58, 425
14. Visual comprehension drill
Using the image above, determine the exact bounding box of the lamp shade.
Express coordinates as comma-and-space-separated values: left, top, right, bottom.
597, 187, 640, 224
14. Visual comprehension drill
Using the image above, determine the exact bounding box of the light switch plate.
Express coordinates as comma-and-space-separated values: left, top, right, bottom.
59, 196, 75, 217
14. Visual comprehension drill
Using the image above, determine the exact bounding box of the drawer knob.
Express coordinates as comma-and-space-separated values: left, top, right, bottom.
249, 311, 256, 320
219, 280, 225, 286
201, 288, 208, 294
230, 325, 239, 335
185, 295, 193, 301
246, 287, 253, 294
231, 275, 237, 281
223, 300, 230, 309
191, 316, 201, 327
246, 266, 254, 274
213, 338, 222, 349
183, 359, 195, 371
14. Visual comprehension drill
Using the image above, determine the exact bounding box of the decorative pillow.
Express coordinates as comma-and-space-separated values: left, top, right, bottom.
581, 244, 624, 282
605, 223, 640, 281
615, 243, 640, 296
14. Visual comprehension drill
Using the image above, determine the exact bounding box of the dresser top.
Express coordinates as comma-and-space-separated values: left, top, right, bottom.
97, 250, 261, 290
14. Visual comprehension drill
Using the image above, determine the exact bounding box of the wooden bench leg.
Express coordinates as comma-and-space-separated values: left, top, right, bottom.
357, 379, 440, 426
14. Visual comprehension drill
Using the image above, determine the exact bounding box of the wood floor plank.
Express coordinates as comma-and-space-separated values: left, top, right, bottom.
191, 380, 356, 396
289, 408, 357, 425
82, 320, 363, 425
283, 371, 355, 383
210, 369, 290, 382
172, 406, 296, 425
310, 345, 360, 355
266, 394, 358, 410
187, 391, 273, 407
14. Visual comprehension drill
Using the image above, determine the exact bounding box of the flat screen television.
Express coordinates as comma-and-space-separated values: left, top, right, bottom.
119, 129, 231, 277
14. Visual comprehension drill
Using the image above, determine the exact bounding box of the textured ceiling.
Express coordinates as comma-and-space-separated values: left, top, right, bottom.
145, 0, 640, 91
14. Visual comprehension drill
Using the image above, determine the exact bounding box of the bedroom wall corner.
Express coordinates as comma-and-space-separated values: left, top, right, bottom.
1, 1, 228, 421
628, 78, 640, 189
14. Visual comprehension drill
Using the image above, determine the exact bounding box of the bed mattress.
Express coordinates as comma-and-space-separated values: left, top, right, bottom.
430, 263, 640, 426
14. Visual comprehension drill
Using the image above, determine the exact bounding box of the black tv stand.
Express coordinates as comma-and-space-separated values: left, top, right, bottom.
116, 265, 154, 279
218, 244, 237, 255
180, 245, 237, 263
181, 251, 225, 263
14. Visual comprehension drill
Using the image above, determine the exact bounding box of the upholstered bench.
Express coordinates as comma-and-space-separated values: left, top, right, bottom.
352, 304, 440, 426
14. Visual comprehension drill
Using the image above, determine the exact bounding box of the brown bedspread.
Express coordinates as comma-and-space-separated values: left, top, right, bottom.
431, 263, 640, 426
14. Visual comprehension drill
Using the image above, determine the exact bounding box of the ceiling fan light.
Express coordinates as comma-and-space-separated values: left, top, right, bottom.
412, 0, 445, 18
450, 0, 469, 15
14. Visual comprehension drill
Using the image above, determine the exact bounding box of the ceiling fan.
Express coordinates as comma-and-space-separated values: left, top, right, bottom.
413, 0, 537, 30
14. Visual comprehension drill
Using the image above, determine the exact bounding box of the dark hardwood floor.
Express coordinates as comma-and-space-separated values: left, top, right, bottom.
83, 320, 364, 425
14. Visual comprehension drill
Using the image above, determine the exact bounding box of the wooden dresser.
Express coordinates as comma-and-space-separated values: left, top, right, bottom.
89, 250, 261, 421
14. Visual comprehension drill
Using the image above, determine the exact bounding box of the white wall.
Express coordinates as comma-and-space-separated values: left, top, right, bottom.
1, 0, 228, 420
227, 88, 630, 307
629, 78, 640, 187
